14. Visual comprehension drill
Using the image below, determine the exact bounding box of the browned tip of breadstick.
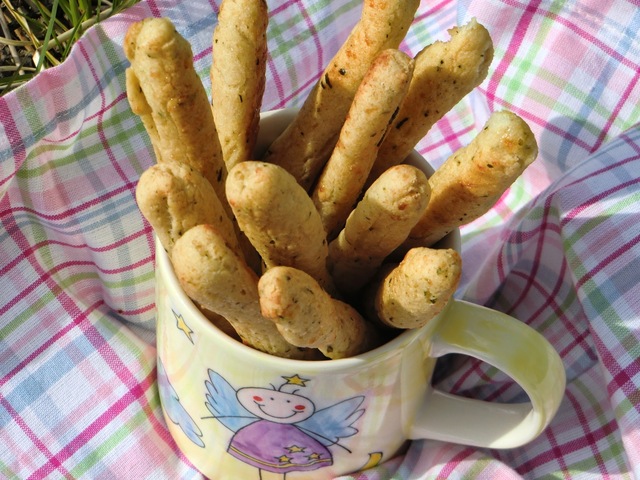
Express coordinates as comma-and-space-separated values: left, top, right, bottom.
226, 161, 335, 293
124, 18, 227, 199
403, 110, 538, 249
328, 164, 431, 295
259, 266, 381, 359
262, 0, 420, 190
172, 224, 314, 359
135, 161, 240, 258
374, 248, 462, 330
368, 18, 494, 183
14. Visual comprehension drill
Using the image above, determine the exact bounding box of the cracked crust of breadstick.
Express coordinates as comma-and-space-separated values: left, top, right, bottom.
374, 248, 462, 329
328, 164, 430, 295
259, 266, 380, 359
402, 110, 538, 249
311, 49, 415, 239
210, 0, 268, 170
263, 0, 420, 190
124, 18, 227, 203
367, 18, 494, 184
226, 161, 335, 293
135, 160, 239, 257
172, 224, 314, 359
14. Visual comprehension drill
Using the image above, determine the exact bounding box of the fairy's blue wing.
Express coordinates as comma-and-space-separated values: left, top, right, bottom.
157, 358, 205, 447
204, 369, 257, 432
296, 396, 365, 448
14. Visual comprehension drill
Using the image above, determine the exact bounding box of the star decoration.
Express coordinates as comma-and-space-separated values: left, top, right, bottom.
308, 452, 323, 460
286, 445, 305, 453
282, 374, 309, 387
173, 310, 194, 343
277, 455, 292, 463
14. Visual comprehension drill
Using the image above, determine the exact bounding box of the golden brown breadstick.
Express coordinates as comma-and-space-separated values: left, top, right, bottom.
328, 164, 430, 295
201, 307, 241, 341
263, 0, 420, 190
210, 0, 268, 170
401, 110, 538, 250
136, 161, 240, 257
226, 161, 335, 292
373, 247, 462, 329
311, 49, 415, 239
124, 18, 227, 202
172, 224, 314, 359
258, 266, 380, 359
367, 18, 494, 184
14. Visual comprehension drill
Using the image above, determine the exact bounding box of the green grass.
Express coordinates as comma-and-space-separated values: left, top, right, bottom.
0, 0, 139, 94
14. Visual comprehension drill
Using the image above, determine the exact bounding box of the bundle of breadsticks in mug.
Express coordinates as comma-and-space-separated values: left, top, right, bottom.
125, 0, 538, 360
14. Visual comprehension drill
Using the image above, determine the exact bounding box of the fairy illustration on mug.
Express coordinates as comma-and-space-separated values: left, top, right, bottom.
203, 370, 365, 478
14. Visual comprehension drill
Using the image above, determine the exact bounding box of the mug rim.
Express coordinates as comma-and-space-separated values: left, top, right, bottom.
155, 108, 462, 373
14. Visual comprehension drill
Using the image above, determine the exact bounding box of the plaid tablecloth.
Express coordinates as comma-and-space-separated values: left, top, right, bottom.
2, 0, 640, 478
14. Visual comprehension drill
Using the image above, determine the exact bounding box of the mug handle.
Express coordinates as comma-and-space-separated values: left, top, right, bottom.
409, 299, 566, 449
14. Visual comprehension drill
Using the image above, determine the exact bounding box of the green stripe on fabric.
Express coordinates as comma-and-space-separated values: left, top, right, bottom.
0, 260, 148, 341
100, 29, 129, 95
15, 109, 145, 180
268, 1, 360, 91
0, 288, 59, 339
565, 191, 640, 262
16, 88, 46, 142
0, 460, 20, 480
102, 269, 155, 291
564, 193, 640, 321
564, 378, 632, 477
268, 0, 360, 61
68, 383, 161, 478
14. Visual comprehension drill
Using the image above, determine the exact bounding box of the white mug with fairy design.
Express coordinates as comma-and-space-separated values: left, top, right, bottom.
154, 109, 566, 480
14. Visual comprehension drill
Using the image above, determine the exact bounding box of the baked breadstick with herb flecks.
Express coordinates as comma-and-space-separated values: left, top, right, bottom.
210, 0, 268, 170
124, 18, 227, 203
328, 164, 430, 295
226, 161, 335, 293
263, 0, 420, 190
259, 266, 381, 359
311, 49, 414, 239
136, 160, 240, 257
172, 224, 315, 359
401, 110, 538, 250
372, 247, 462, 329
367, 18, 494, 185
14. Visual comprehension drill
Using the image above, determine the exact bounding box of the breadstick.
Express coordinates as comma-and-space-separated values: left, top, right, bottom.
210, 0, 268, 170
201, 307, 241, 341
258, 266, 380, 359
373, 247, 462, 329
328, 164, 430, 295
124, 18, 227, 203
136, 161, 240, 257
311, 49, 414, 239
226, 161, 335, 292
367, 18, 494, 184
263, 0, 420, 190
401, 110, 538, 250
172, 224, 314, 359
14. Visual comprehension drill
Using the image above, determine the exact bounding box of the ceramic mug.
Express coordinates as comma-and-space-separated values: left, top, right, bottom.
155, 108, 566, 480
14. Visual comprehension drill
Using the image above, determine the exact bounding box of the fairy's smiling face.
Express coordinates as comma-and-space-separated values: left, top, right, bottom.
237, 387, 315, 424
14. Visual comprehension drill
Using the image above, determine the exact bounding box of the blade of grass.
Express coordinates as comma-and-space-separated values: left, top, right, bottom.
1, 0, 141, 94
35, 0, 59, 73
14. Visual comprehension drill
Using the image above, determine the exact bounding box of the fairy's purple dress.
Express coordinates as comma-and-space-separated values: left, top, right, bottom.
228, 419, 332, 473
